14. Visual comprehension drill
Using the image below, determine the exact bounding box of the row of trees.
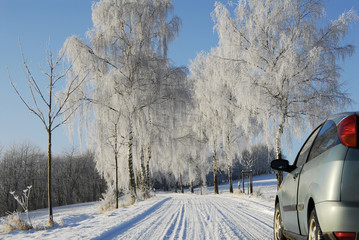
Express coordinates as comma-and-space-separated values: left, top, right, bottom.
10, 0, 357, 224
0, 143, 106, 217
60, 0, 357, 206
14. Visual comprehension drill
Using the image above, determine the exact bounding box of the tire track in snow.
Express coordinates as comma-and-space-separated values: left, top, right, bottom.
210, 195, 273, 239
96, 193, 274, 239
114, 196, 185, 240
222, 196, 273, 228
159, 200, 185, 239
163, 201, 185, 239
210, 201, 255, 239
92, 197, 171, 240
185, 196, 213, 239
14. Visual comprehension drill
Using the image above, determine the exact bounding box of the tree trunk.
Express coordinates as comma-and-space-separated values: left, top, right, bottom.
199, 177, 203, 195
213, 150, 219, 194
228, 165, 233, 193
140, 147, 150, 199
114, 123, 119, 209
179, 174, 184, 193
190, 181, 194, 193
47, 129, 54, 226
135, 171, 140, 190
275, 118, 285, 189
115, 153, 119, 209
227, 134, 233, 193
146, 144, 151, 191
140, 147, 146, 195
128, 123, 136, 201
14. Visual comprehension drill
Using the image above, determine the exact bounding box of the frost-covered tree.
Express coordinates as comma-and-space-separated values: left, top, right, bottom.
170, 130, 195, 193
174, 103, 211, 194
212, 0, 358, 185
165, 73, 193, 192
9, 41, 84, 226
190, 47, 257, 194
191, 52, 228, 194
63, 0, 181, 202
93, 110, 125, 208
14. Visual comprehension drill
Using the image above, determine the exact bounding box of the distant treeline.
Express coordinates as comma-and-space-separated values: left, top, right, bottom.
0, 142, 106, 217
0, 142, 275, 216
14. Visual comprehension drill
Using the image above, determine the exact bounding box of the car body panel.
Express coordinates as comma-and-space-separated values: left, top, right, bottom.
279, 166, 302, 234
316, 201, 359, 233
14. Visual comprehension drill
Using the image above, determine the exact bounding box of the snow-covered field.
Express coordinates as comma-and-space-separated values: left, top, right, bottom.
0, 174, 277, 240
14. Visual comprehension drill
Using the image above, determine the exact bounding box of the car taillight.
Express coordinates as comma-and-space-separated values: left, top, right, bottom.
334, 232, 356, 240
337, 114, 358, 148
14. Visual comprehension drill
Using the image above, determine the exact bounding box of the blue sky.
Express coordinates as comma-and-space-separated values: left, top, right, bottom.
1, 0, 358, 157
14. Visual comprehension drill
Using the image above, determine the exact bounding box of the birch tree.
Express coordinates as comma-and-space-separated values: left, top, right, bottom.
190, 47, 257, 194
63, 0, 181, 202
191, 52, 226, 194
8, 41, 84, 226
212, 0, 358, 186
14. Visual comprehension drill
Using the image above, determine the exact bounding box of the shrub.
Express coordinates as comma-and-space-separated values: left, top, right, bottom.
1, 211, 32, 233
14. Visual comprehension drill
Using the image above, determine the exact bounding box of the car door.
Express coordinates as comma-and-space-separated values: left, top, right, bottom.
280, 126, 321, 234
297, 120, 342, 234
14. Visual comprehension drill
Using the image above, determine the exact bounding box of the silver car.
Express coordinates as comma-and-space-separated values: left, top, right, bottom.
271, 112, 359, 240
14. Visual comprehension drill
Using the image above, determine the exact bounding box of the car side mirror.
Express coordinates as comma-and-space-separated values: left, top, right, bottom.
271, 159, 291, 172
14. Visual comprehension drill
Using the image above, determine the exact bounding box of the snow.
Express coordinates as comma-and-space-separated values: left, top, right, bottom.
0, 174, 277, 239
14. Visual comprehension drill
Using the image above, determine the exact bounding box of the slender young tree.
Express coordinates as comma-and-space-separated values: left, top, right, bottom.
8, 41, 85, 226
97, 111, 124, 208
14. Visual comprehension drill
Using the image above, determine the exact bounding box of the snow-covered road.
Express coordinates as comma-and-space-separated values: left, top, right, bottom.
1, 175, 276, 239
97, 194, 274, 240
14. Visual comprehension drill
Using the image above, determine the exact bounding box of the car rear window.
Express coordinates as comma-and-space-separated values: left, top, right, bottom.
307, 120, 339, 162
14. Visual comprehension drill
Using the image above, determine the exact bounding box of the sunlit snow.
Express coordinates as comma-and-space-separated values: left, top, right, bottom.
0, 174, 276, 240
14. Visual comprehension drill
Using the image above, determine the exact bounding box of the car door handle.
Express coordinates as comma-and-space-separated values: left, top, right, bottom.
293, 173, 299, 180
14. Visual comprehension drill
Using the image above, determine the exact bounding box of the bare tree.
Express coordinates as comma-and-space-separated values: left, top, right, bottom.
8, 40, 85, 226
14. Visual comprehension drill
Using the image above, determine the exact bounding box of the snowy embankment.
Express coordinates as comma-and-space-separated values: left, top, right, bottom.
0, 174, 277, 240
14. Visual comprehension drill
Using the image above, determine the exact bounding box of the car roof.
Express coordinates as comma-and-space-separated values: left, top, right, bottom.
326, 112, 358, 121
